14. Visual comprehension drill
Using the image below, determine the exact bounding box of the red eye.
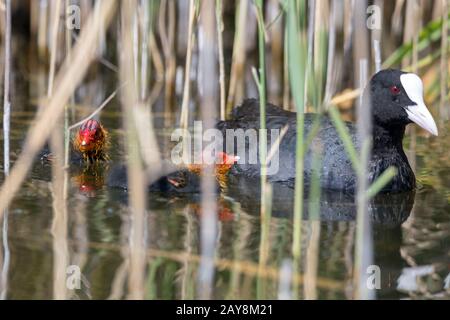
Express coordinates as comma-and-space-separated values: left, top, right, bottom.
390, 85, 401, 95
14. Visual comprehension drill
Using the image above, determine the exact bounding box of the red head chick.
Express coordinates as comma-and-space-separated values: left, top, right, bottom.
73, 119, 109, 163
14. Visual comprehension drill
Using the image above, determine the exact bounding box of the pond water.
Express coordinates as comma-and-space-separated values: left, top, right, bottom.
0, 41, 449, 300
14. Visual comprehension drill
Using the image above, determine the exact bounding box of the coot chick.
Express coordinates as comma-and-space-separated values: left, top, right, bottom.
217, 69, 438, 192
107, 164, 204, 193
107, 152, 239, 193
40, 119, 109, 164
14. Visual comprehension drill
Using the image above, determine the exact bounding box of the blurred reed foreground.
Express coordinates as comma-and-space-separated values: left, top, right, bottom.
0, 0, 448, 300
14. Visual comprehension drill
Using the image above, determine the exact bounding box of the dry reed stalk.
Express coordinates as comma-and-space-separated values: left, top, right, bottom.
392, 0, 406, 35
283, 30, 290, 109
120, 0, 147, 300
226, 0, 249, 115
266, 0, 283, 106
158, 0, 176, 114
47, 0, 62, 97
216, 0, 226, 120
37, 0, 49, 59
46, 0, 70, 300
148, 30, 164, 105
2, 0, 11, 177
372, 0, 384, 73
0, 0, 117, 216
405, 0, 422, 175
197, 0, 218, 300
353, 0, 373, 299
179, 0, 196, 129
324, 0, 338, 105
313, 0, 329, 109
30, 0, 40, 39
64, 0, 74, 172
67, 86, 121, 131
0, 0, 11, 299
440, 0, 449, 121
139, 0, 150, 101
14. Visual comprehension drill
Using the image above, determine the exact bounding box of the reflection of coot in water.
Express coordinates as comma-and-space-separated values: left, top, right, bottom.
225, 175, 414, 226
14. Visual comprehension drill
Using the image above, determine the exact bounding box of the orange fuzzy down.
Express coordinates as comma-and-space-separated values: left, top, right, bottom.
187, 152, 239, 189
73, 119, 109, 163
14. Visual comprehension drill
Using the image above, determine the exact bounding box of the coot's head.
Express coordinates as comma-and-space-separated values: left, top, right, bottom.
367, 69, 438, 136
73, 119, 109, 161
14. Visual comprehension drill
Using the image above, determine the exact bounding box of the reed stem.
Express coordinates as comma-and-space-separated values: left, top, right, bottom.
216, 0, 226, 120
254, 0, 269, 220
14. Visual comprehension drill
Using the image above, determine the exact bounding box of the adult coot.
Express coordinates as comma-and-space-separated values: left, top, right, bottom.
216, 69, 438, 192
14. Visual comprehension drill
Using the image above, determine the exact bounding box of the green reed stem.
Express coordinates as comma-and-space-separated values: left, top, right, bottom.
328, 106, 361, 173
329, 105, 397, 196
383, 12, 450, 68
366, 167, 397, 199
287, 0, 306, 262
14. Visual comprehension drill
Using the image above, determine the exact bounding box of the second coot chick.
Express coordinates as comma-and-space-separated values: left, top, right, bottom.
107, 164, 204, 193
107, 152, 239, 193
217, 69, 438, 192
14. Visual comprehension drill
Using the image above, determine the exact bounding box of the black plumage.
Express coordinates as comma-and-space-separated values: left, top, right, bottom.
216, 69, 437, 193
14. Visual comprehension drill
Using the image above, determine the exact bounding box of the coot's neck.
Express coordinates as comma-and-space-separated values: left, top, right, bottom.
371, 123, 406, 153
